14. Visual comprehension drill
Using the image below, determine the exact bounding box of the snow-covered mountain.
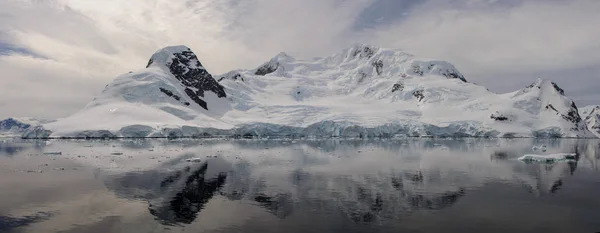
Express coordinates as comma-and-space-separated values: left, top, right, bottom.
22, 44, 596, 138
0, 117, 50, 137
580, 105, 600, 137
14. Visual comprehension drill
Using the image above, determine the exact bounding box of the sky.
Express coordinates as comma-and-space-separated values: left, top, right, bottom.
1, 0, 599, 119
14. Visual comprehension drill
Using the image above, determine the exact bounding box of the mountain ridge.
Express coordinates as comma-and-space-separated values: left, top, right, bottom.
13, 44, 598, 139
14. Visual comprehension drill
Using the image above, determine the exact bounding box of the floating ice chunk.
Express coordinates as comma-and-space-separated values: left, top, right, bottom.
518, 153, 576, 163
43, 152, 62, 155
186, 158, 202, 162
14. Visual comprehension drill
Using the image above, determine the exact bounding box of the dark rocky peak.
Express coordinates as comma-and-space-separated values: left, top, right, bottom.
147, 46, 226, 110
255, 61, 280, 76
254, 52, 294, 76
515, 78, 566, 98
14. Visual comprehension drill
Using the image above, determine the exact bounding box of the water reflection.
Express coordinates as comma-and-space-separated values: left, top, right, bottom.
0, 212, 53, 231
1, 138, 600, 232
101, 139, 600, 226
153, 162, 227, 225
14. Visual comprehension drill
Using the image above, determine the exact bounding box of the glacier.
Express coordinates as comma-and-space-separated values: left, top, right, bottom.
10, 44, 599, 139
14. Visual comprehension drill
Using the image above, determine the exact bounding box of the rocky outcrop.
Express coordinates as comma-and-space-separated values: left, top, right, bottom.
148, 46, 226, 110
490, 112, 511, 121
413, 90, 425, 102
391, 82, 404, 93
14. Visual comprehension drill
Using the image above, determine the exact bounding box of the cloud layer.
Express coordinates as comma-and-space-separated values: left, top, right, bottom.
1, 0, 599, 119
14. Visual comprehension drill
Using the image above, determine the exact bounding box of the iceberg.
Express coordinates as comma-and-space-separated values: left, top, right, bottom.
518, 153, 577, 163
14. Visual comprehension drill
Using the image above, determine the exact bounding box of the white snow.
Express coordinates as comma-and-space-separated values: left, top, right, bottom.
518, 153, 577, 163
21, 44, 598, 138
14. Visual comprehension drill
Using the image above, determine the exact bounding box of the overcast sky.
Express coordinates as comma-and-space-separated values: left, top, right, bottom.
1, 0, 599, 119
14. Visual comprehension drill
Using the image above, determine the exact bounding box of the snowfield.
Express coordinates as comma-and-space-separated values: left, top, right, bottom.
12, 44, 599, 138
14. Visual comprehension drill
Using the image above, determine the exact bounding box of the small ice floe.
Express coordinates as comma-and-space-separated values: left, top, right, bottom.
186, 158, 202, 162
43, 152, 62, 155
518, 153, 576, 163
532, 145, 547, 152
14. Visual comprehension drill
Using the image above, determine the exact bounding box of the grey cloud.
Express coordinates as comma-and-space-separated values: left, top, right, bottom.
0, 0, 598, 119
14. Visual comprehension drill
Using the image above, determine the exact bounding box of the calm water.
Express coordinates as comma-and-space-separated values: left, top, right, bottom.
1, 138, 600, 233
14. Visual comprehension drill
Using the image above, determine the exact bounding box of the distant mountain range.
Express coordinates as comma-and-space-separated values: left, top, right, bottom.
2, 44, 598, 138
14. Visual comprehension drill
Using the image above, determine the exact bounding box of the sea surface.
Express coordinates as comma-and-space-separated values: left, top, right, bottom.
1, 138, 599, 233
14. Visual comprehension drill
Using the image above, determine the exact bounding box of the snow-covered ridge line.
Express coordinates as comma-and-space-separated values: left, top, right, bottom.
10, 44, 600, 139
21, 120, 598, 139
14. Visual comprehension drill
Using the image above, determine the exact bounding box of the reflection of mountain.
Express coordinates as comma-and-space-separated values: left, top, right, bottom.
219, 167, 466, 224
105, 160, 227, 225
105, 157, 467, 225
151, 162, 227, 225
0, 139, 46, 157
507, 144, 588, 195
101, 139, 600, 226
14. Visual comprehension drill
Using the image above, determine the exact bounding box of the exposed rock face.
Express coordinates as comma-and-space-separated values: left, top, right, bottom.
217, 71, 244, 82
391, 82, 404, 93
253, 52, 293, 76
372, 60, 384, 75
351, 45, 376, 59
545, 102, 583, 128
490, 112, 510, 121
511, 78, 587, 133
583, 106, 600, 136
413, 90, 425, 102
409, 61, 467, 82
148, 46, 226, 110
255, 62, 280, 76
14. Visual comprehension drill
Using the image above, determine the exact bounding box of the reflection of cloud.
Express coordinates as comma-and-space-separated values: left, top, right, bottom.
0, 212, 53, 232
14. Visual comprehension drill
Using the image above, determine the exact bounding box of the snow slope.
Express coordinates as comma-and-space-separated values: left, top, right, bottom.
23, 44, 596, 138
0, 117, 51, 137
580, 105, 600, 137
